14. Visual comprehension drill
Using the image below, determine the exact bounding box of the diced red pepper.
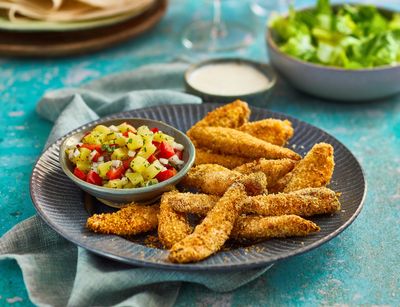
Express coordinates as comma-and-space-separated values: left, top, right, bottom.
174, 150, 183, 160
86, 171, 102, 185
81, 144, 102, 152
156, 168, 177, 182
122, 129, 135, 137
106, 166, 125, 180
158, 141, 175, 159
150, 127, 159, 133
152, 141, 161, 149
122, 157, 134, 170
147, 154, 157, 163
73, 167, 87, 181
91, 151, 101, 162
164, 163, 174, 170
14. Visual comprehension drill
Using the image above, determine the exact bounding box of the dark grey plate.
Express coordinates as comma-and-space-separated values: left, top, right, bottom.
30, 103, 366, 271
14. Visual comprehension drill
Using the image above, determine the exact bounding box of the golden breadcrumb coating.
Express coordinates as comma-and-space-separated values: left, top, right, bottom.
268, 174, 293, 194
169, 183, 246, 263
158, 191, 192, 249
244, 187, 341, 216
181, 164, 241, 195
234, 158, 297, 187
165, 192, 219, 215
168, 187, 341, 217
181, 164, 267, 196
187, 100, 250, 138
195, 148, 254, 169
237, 119, 294, 146
86, 203, 159, 236
284, 143, 334, 191
231, 215, 320, 240
239, 172, 268, 196
284, 143, 334, 193
189, 126, 301, 161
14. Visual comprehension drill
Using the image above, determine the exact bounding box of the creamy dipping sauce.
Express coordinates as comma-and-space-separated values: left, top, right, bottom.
187, 63, 270, 96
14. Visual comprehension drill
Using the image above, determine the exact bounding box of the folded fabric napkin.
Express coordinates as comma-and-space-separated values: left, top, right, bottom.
0, 63, 270, 307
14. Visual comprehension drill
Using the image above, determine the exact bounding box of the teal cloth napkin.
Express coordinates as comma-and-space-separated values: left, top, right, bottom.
0, 63, 270, 307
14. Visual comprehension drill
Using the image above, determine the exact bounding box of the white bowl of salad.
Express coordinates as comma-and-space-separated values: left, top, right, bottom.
266, 0, 400, 101
59, 118, 195, 205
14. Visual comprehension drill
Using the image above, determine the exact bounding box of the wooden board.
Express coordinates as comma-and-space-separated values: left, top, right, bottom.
0, 0, 167, 57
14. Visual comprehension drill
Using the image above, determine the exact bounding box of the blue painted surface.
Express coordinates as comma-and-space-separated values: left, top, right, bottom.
1, 0, 399, 306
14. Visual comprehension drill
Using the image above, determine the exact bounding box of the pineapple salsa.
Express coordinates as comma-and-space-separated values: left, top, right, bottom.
65, 122, 185, 188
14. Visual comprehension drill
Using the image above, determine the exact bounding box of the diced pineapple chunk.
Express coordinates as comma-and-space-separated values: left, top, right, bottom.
104, 131, 117, 141
104, 179, 124, 189
130, 156, 150, 173
126, 172, 144, 186
82, 133, 101, 144
137, 126, 153, 143
120, 177, 129, 185
76, 161, 91, 172
77, 147, 91, 161
142, 134, 153, 144
117, 122, 136, 133
137, 125, 151, 136
143, 178, 159, 187
126, 133, 143, 150
82, 132, 102, 145
114, 136, 126, 146
97, 161, 112, 178
137, 143, 156, 159
123, 181, 135, 189
153, 132, 174, 143
142, 162, 162, 179
111, 147, 128, 160
93, 125, 111, 134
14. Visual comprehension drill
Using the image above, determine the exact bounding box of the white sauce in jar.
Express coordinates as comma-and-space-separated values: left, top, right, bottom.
187, 63, 270, 96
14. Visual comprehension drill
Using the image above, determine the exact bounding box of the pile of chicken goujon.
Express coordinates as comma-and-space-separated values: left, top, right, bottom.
87, 100, 340, 264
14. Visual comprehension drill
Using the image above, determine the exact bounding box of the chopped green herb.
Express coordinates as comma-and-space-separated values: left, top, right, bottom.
101, 144, 115, 153
128, 138, 133, 143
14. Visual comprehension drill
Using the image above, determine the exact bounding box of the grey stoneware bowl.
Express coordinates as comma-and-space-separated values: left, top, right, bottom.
266, 6, 400, 101
59, 118, 195, 206
184, 58, 277, 106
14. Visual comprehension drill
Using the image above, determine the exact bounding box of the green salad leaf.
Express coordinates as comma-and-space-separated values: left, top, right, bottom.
269, 0, 400, 68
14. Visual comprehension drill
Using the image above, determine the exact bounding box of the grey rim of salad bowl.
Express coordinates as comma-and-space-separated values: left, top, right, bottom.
266, 5, 400, 72
184, 57, 277, 98
59, 118, 196, 196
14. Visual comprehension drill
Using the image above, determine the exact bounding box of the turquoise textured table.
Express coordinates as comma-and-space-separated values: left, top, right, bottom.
1, 0, 399, 306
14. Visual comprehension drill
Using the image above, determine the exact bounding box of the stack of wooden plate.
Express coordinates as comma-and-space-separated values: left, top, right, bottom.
0, 0, 167, 57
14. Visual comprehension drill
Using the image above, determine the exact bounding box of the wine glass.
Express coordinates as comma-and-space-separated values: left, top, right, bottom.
182, 0, 255, 52
250, 0, 290, 18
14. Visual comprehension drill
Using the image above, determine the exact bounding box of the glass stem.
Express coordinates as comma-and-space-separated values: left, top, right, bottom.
211, 0, 227, 39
